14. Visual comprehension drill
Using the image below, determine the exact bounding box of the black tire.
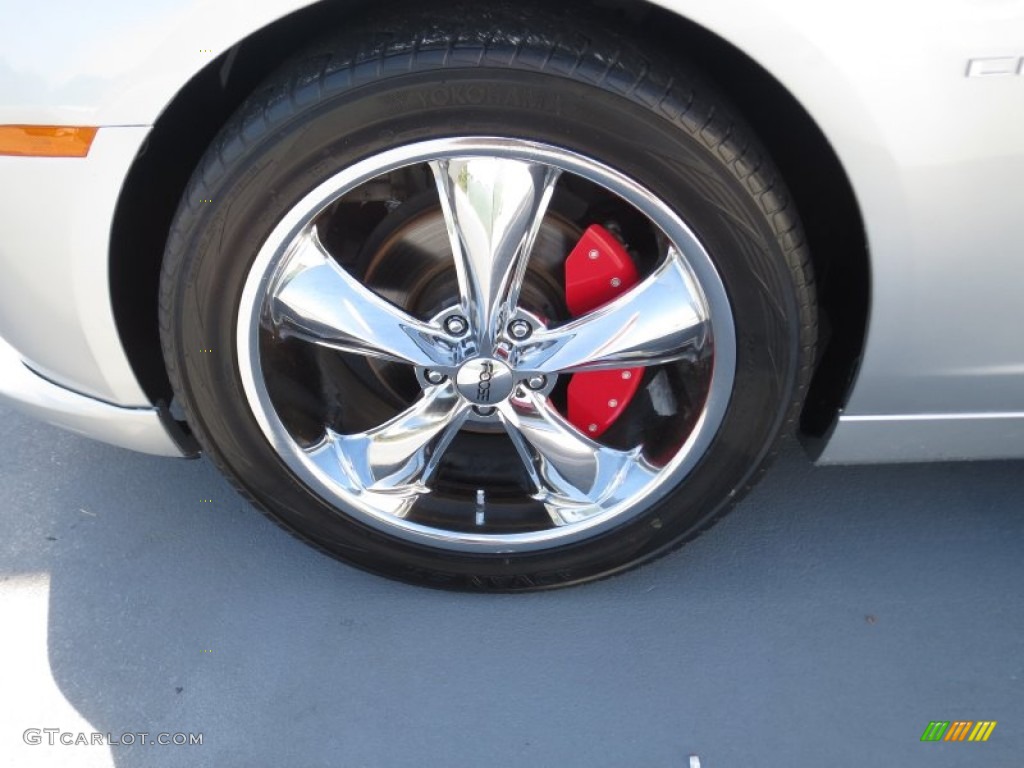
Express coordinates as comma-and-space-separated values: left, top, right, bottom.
160, 2, 815, 591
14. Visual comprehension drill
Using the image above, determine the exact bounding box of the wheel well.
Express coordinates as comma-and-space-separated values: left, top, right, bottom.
110, 0, 868, 438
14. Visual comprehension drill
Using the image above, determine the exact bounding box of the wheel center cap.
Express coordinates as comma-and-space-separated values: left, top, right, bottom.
455, 358, 515, 405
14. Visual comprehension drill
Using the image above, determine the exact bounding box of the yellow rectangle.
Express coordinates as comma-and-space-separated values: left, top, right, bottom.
969, 721, 997, 742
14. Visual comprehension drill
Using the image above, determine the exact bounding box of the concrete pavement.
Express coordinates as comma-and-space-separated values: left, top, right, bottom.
1, 404, 1021, 767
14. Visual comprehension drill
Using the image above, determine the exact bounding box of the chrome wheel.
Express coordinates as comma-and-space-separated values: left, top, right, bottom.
237, 138, 735, 552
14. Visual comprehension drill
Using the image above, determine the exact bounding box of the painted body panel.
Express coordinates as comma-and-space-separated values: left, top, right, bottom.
0, 0, 308, 125
0, 127, 151, 404
0, 0, 1022, 459
817, 412, 1024, 463
0, 334, 182, 456
666, 1, 1024, 418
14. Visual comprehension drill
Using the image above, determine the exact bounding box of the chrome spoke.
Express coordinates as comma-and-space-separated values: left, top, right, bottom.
306, 383, 470, 517
270, 228, 458, 369
430, 157, 560, 349
498, 390, 658, 526
516, 248, 707, 374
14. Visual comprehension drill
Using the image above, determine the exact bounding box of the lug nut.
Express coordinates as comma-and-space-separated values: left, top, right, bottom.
527, 375, 547, 391
508, 319, 532, 340
444, 315, 468, 336
424, 370, 446, 385
473, 405, 496, 417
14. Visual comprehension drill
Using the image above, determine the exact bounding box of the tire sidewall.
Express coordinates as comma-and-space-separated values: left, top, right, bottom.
166, 67, 802, 588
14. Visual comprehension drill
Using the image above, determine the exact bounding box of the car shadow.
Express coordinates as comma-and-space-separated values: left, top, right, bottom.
1, 405, 1021, 768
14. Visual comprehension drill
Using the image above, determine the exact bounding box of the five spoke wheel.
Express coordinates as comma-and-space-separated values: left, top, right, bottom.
237, 138, 734, 553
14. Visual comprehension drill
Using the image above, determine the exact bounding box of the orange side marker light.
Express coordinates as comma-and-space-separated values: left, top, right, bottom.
0, 125, 98, 158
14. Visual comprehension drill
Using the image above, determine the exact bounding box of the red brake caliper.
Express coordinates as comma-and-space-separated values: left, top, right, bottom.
563, 224, 643, 438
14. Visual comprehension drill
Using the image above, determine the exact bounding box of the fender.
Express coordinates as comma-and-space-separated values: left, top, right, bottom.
1, 0, 1022, 460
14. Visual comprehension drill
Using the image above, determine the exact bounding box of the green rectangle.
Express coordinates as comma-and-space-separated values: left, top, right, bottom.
921, 722, 950, 742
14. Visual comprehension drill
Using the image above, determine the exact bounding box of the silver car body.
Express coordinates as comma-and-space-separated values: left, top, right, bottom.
1, 0, 1022, 462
